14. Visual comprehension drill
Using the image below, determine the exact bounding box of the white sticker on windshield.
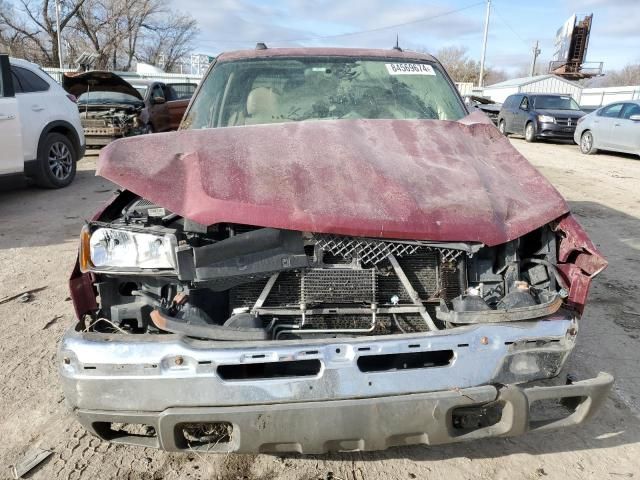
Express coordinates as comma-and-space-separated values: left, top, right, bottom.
385, 63, 435, 75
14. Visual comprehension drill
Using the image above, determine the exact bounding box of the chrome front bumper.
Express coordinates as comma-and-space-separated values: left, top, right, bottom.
59, 316, 613, 452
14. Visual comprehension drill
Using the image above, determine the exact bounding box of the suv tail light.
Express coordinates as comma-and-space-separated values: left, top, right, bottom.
66, 94, 77, 103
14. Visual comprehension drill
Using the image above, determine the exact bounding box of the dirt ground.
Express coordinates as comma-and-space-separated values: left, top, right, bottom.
1, 138, 639, 480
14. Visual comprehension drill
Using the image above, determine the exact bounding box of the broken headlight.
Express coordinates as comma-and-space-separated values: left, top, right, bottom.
80, 225, 177, 273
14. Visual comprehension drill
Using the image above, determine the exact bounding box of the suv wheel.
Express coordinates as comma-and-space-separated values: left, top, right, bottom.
34, 133, 77, 188
525, 122, 536, 143
498, 120, 508, 136
580, 131, 598, 155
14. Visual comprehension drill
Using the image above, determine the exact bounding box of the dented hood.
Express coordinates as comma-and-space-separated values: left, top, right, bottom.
63, 71, 143, 100
97, 112, 569, 246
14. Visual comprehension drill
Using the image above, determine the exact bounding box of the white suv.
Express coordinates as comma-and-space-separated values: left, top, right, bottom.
0, 54, 85, 188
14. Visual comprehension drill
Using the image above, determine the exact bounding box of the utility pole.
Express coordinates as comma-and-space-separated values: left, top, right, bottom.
478, 0, 491, 87
529, 41, 541, 77
55, 0, 63, 69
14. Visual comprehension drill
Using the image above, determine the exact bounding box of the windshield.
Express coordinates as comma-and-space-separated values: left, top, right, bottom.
533, 95, 580, 110
77, 91, 143, 106
184, 57, 465, 129
132, 85, 148, 97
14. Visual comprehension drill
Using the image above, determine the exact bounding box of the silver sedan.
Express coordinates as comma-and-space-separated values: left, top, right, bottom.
574, 100, 640, 157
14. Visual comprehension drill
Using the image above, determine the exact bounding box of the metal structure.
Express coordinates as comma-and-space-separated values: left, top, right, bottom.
43, 67, 202, 86
549, 14, 602, 80
157, 53, 213, 75
55, 0, 63, 69
580, 85, 640, 109
478, 0, 491, 87
529, 41, 541, 77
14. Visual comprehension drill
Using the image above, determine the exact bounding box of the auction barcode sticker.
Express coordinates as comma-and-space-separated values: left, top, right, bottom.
385, 63, 435, 75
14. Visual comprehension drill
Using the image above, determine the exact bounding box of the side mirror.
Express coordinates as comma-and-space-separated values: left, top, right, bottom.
153, 96, 166, 105
520, 104, 528, 111
629, 114, 640, 121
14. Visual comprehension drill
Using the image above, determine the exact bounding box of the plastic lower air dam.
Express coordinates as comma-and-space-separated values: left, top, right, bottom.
150, 310, 269, 340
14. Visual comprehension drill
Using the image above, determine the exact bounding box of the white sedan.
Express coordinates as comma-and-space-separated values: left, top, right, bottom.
574, 100, 640, 157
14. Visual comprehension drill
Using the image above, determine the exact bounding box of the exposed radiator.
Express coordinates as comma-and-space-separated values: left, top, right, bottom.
302, 269, 376, 305
229, 253, 453, 308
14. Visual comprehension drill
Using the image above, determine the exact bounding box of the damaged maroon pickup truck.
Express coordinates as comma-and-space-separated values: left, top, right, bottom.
60, 47, 613, 453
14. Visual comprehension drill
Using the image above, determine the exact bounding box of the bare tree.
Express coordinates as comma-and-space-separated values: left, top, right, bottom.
513, 58, 550, 79
139, 13, 198, 72
0, 0, 86, 66
121, 0, 162, 70
73, 0, 136, 69
433, 45, 505, 87
484, 68, 509, 85
1, 0, 198, 72
435, 46, 481, 83
586, 64, 640, 87
73, 0, 197, 71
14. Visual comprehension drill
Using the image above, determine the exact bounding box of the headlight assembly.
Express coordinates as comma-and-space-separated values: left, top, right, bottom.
538, 114, 555, 123
80, 225, 177, 273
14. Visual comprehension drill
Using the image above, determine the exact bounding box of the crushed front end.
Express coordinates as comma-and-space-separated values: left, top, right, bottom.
63, 70, 146, 147
60, 191, 612, 453
80, 107, 144, 147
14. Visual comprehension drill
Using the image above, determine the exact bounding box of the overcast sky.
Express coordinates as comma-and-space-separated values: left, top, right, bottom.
177, 0, 640, 75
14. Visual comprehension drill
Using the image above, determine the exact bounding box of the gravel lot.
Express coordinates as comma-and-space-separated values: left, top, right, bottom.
1, 139, 639, 479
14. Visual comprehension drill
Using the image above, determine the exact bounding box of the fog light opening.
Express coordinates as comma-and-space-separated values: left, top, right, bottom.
529, 396, 586, 428
93, 422, 157, 440
451, 401, 504, 435
178, 422, 233, 449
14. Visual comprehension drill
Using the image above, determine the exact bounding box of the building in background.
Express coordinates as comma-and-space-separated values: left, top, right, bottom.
481, 74, 582, 104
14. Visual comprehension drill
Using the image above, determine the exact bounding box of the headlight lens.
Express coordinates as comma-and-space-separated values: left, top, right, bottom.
81, 226, 176, 272
538, 115, 555, 123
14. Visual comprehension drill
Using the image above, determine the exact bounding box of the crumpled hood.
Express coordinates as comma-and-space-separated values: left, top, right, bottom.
97, 111, 569, 246
63, 71, 143, 100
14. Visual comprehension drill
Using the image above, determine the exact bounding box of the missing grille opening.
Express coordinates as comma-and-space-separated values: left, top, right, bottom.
217, 359, 321, 380
357, 350, 454, 372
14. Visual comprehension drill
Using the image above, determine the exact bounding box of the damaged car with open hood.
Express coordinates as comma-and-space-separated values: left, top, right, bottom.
61, 47, 613, 453
63, 71, 145, 147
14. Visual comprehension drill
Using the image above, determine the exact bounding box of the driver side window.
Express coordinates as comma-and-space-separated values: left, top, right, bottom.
598, 103, 623, 118
519, 97, 529, 110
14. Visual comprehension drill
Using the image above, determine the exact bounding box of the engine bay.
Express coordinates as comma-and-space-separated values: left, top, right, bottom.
80, 105, 144, 139
78, 193, 568, 341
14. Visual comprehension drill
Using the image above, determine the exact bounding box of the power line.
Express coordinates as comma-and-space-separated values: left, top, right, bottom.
491, 2, 528, 45
202, 1, 486, 45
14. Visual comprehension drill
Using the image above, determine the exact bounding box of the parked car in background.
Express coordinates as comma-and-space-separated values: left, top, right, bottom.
130, 80, 197, 133
574, 100, 640, 157
63, 71, 146, 147
61, 47, 612, 454
0, 54, 84, 188
498, 93, 585, 143
463, 95, 501, 125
